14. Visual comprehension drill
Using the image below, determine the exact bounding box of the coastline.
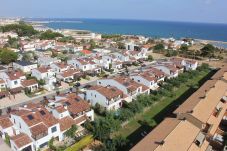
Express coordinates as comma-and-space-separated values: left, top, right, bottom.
27, 19, 227, 45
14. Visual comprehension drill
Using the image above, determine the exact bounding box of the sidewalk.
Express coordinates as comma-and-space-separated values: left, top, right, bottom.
0, 138, 11, 151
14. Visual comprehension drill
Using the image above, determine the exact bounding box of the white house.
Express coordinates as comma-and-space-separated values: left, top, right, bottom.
86, 85, 125, 110
31, 67, 56, 91
170, 57, 198, 71
0, 115, 14, 139
20, 41, 36, 52
67, 57, 101, 73
37, 57, 61, 66
13, 61, 38, 73
130, 72, 158, 90
56, 69, 81, 82
113, 52, 130, 62
0, 70, 26, 89
50, 63, 71, 74
35, 40, 55, 51
185, 60, 198, 71
153, 64, 179, 78
10, 105, 61, 150
21, 79, 39, 92
97, 76, 150, 102
148, 67, 166, 83
48, 93, 94, 127
10, 133, 34, 151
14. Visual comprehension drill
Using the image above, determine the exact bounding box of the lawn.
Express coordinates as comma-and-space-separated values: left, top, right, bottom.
114, 70, 213, 147
65, 135, 93, 151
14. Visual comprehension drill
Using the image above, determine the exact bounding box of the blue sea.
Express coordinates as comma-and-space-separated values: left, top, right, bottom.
26, 18, 227, 42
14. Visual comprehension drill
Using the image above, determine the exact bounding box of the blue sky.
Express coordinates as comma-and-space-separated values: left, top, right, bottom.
0, 0, 227, 24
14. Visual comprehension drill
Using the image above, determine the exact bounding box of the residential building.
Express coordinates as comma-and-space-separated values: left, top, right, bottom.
21, 79, 39, 92
13, 61, 38, 73
56, 68, 81, 82
67, 57, 101, 74
97, 76, 150, 102
130, 72, 158, 90
0, 70, 26, 89
10, 104, 61, 150
131, 65, 227, 151
50, 63, 71, 74
86, 85, 125, 110
31, 67, 56, 91
153, 64, 179, 78
37, 57, 61, 66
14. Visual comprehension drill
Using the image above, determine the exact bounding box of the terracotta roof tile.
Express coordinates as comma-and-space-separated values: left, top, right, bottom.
11, 133, 32, 148
0, 115, 13, 129
21, 79, 38, 87
59, 116, 75, 131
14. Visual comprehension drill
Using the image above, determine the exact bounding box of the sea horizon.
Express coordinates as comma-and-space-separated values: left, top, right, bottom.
24, 18, 227, 42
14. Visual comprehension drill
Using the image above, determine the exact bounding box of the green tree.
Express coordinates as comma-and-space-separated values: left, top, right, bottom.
1, 23, 38, 37
147, 55, 153, 61
65, 125, 77, 138
180, 44, 188, 52
154, 43, 164, 51
201, 44, 215, 57
40, 30, 64, 40
0, 49, 18, 64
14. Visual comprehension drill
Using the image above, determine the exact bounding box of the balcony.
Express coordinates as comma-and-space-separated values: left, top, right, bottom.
32, 131, 48, 140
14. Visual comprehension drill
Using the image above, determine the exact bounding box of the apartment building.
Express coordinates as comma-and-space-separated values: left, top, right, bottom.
131, 65, 227, 151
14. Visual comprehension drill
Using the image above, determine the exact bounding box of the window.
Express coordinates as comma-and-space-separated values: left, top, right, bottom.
51, 126, 57, 133
14, 80, 18, 85
95, 95, 96, 98
19, 123, 21, 128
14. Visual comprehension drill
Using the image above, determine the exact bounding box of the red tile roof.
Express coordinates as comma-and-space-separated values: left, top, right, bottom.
89, 85, 124, 100
21, 79, 38, 87
36, 67, 51, 73
0, 115, 13, 129
81, 49, 92, 55
11, 133, 32, 148
7, 70, 24, 80
58, 116, 75, 131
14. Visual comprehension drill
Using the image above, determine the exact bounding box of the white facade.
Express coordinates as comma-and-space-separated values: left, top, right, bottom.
0, 72, 26, 89
13, 62, 38, 73
130, 75, 158, 90
37, 57, 61, 66
154, 65, 179, 78
86, 90, 123, 110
